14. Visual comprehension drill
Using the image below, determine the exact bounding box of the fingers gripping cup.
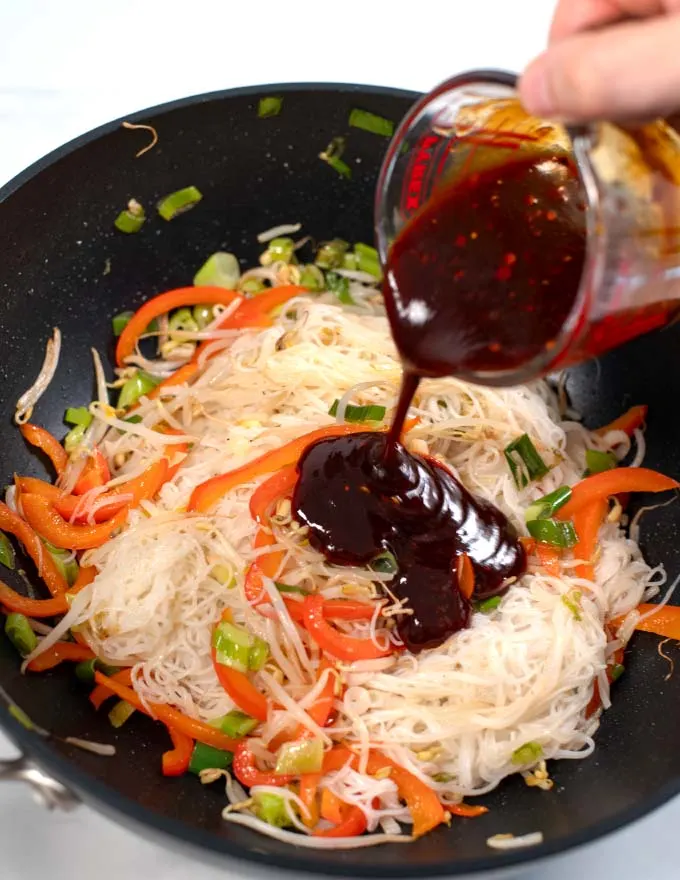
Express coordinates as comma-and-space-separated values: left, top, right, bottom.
375, 70, 680, 386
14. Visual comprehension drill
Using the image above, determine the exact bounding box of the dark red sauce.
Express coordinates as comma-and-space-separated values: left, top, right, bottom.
292, 432, 525, 652
383, 153, 587, 378
292, 152, 595, 651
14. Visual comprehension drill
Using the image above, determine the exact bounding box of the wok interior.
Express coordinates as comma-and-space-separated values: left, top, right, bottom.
1, 85, 680, 876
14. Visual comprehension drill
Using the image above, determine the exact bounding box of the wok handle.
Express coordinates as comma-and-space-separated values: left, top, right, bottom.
0, 755, 80, 810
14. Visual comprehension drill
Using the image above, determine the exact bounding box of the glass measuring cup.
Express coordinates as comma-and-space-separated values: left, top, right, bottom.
375, 70, 680, 386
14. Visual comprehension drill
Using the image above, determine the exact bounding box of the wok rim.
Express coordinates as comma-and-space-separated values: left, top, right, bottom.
1, 79, 678, 877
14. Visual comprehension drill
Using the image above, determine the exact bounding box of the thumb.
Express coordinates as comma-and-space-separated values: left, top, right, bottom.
519, 14, 680, 123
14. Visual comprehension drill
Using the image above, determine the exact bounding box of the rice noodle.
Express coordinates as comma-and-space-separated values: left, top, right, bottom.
64, 298, 666, 840
15, 328, 61, 424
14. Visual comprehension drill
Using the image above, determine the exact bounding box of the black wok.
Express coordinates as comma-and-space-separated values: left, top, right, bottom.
1, 83, 680, 878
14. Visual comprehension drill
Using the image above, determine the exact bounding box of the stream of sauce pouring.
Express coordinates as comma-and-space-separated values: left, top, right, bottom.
293, 153, 587, 652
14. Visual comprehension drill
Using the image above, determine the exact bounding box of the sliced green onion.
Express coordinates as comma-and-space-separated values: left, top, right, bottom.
240, 278, 267, 295
108, 699, 136, 729
353, 242, 382, 279
43, 540, 79, 587
298, 264, 325, 291
585, 448, 617, 476
349, 108, 395, 138
275, 581, 306, 595
525, 486, 572, 523
511, 741, 543, 766
328, 399, 386, 423
4, 613, 38, 656
114, 200, 146, 234
260, 237, 295, 267
325, 271, 355, 305
319, 137, 352, 179
315, 239, 349, 269
168, 307, 199, 335
475, 596, 501, 614
610, 662, 625, 682
561, 590, 582, 620
157, 186, 203, 221
74, 658, 119, 683
212, 621, 267, 673
193, 304, 215, 329
504, 434, 550, 489
342, 253, 358, 271
0, 533, 16, 570
112, 311, 133, 336
189, 742, 233, 775
248, 637, 269, 672
252, 792, 293, 828
124, 414, 143, 424
213, 621, 251, 673
321, 155, 352, 179
209, 710, 258, 738
118, 370, 161, 410
64, 406, 93, 428
275, 736, 323, 775
258, 96, 283, 118
370, 550, 398, 575
527, 518, 578, 549
64, 423, 87, 454
194, 251, 240, 289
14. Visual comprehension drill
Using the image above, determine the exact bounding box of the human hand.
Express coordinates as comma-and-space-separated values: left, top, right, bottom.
519, 1, 680, 122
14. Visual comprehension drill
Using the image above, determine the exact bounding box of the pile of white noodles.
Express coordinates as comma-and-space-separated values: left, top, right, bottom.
62, 295, 664, 832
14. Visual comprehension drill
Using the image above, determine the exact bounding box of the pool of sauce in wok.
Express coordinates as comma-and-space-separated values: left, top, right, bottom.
293, 151, 589, 651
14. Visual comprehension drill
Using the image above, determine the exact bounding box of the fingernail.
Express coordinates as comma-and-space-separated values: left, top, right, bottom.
519, 54, 554, 118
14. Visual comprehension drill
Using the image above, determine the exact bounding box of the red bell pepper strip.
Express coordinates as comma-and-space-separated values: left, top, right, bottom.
232, 740, 294, 787
571, 499, 608, 580
27, 641, 94, 672
73, 449, 111, 495
115, 286, 242, 367
189, 424, 373, 513
19, 424, 68, 475
321, 746, 446, 837
93, 670, 240, 752
299, 773, 321, 828
71, 565, 97, 594
320, 786, 347, 825
302, 594, 393, 661
456, 553, 474, 600
249, 466, 298, 525
20, 494, 129, 550
0, 581, 68, 618
0, 501, 68, 596
535, 542, 562, 577
144, 362, 199, 403
313, 803, 368, 838
90, 668, 133, 710
212, 650, 269, 723
448, 803, 488, 818
190, 285, 307, 366
612, 603, 680, 640
53, 459, 169, 523
162, 727, 194, 777
557, 468, 678, 521
596, 405, 647, 437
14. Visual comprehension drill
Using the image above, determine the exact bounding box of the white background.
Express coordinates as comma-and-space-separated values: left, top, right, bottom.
2, 1, 680, 877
